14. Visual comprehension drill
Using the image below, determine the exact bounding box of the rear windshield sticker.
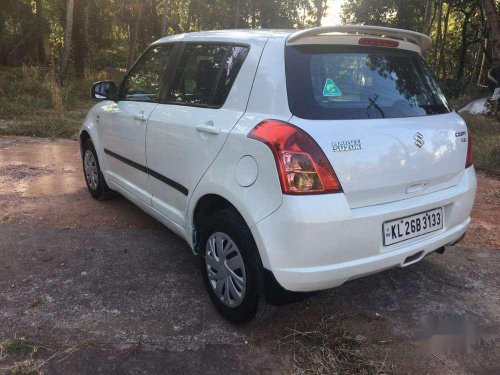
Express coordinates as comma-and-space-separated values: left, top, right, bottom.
323, 79, 342, 97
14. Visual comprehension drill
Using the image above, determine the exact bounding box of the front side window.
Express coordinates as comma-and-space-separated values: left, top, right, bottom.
120, 44, 174, 102
286, 45, 450, 120
167, 44, 249, 107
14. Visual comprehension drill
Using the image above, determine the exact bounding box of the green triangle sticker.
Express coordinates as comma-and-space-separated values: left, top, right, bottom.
323, 79, 342, 97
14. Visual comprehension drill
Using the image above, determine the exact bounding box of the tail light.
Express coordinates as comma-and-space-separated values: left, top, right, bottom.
248, 120, 342, 194
466, 131, 473, 168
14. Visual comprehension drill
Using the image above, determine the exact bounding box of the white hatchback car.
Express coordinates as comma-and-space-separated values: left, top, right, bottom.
80, 26, 476, 322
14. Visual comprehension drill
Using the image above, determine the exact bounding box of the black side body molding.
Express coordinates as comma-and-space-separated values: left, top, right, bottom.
103, 149, 189, 196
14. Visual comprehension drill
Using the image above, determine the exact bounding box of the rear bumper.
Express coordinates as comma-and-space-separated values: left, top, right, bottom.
252, 167, 477, 292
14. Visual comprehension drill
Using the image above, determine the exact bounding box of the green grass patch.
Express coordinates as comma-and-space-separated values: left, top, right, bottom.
0, 66, 121, 138
0, 337, 39, 359
462, 113, 500, 175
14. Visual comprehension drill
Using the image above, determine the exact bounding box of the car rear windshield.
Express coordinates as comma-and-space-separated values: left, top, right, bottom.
285, 45, 450, 120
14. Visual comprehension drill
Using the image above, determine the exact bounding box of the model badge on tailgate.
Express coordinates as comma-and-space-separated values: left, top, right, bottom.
332, 139, 362, 152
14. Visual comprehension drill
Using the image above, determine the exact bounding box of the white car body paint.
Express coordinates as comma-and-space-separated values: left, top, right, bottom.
80, 27, 477, 292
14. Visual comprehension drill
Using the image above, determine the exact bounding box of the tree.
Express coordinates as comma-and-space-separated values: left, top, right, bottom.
162, 0, 169, 35
342, 0, 428, 31
454, 0, 481, 80
484, 0, 500, 64
1, 0, 326, 70
342, 0, 493, 90
235, 0, 241, 28
127, 0, 144, 68
59, 0, 75, 85
34, 0, 47, 64
73, 0, 89, 78
423, 0, 434, 34
314, 0, 326, 26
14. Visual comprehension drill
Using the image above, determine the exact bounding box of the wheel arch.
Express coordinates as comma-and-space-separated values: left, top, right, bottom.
191, 192, 304, 307
191, 194, 249, 254
79, 130, 91, 157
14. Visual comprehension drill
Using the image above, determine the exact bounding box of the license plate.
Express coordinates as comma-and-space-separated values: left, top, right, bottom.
383, 208, 443, 246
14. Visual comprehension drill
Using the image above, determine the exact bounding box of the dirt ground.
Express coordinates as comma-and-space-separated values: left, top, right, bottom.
0, 136, 499, 374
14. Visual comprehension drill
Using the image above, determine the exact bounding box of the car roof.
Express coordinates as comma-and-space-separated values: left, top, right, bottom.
152, 26, 431, 51
152, 29, 293, 45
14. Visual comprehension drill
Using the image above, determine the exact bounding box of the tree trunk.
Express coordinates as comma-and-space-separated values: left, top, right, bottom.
456, 11, 471, 80
478, 38, 488, 84
259, 0, 279, 28
251, 0, 256, 29
150, 0, 159, 40
59, 0, 75, 86
437, 4, 451, 79
423, 0, 434, 35
127, 0, 143, 69
315, 0, 325, 27
186, 0, 195, 32
432, 0, 443, 72
234, 0, 241, 28
484, 0, 500, 64
34, 0, 47, 64
162, 0, 168, 36
73, 0, 89, 78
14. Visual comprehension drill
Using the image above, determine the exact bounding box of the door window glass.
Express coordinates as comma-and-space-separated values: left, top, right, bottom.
213, 46, 249, 106
167, 44, 249, 107
120, 44, 174, 102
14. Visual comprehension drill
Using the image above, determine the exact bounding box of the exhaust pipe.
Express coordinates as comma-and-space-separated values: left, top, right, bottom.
435, 247, 446, 255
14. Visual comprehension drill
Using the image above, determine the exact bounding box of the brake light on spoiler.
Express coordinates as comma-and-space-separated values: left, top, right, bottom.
359, 38, 400, 48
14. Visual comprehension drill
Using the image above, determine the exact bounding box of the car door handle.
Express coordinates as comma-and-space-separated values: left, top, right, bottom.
195, 124, 220, 135
133, 114, 146, 122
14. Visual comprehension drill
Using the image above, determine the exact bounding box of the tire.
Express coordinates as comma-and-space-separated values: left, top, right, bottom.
199, 209, 276, 323
82, 139, 114, 200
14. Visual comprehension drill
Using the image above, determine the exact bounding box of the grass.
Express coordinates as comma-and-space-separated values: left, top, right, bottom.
282, 316, 394, 375
0, 66, 121, 139
3, 360, 43, 375
0, 337, 39, 359
462, 113, 500, 175
0, 337, 43, 375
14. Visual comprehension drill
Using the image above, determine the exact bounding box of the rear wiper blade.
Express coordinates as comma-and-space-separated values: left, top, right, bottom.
367, 95, 386, 118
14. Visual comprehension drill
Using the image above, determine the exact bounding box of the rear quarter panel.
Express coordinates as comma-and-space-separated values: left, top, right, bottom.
186, 115, 285, 263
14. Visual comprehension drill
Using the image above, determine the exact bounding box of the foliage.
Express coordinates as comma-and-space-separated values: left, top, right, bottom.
0, 337, 39, 359
0, 0, 326, 72
0, 66, 98, 138
342, 0, 500, 98
462, 113, 500, 175
342, 0, 427, 30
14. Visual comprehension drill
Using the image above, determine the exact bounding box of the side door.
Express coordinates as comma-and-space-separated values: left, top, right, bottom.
99, 44, 174, 203
146, 43, 250, 226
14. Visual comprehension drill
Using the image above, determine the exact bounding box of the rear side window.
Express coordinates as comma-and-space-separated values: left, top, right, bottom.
166, 44, 249, 107
285, 45, 450, 120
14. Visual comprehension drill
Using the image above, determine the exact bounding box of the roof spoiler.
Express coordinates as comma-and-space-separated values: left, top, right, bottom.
287, 25, 432, 51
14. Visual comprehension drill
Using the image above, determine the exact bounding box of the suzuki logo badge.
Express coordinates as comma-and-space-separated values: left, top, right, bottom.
414, 133, 425, 148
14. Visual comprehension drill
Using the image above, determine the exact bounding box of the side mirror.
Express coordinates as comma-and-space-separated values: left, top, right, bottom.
91, 81, 117, 100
